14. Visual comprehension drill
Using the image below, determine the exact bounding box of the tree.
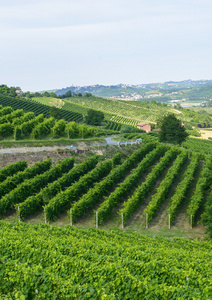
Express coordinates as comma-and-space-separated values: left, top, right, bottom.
85, 92, 92, 97
0, 85, 18, 97
85, 109, 104, 126
50, 106, 61, 120
158, 114, 188, 145
50, 92, 57, 98
60, 90, 72, 98
43, 91, 50, 97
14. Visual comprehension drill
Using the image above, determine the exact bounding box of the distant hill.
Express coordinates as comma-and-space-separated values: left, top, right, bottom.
55, 80, 212, 102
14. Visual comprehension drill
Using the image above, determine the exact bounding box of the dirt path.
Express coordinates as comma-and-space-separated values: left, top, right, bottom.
0, 141, 99, 155
0, 137, 141, 155
199, 130, 212, 140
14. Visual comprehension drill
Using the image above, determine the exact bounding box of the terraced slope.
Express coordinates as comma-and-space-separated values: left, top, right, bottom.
0, 143, 211, 236
0, 95, 83, 122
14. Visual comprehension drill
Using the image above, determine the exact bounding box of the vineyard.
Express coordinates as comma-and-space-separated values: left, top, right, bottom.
1, 84, 212, 299
0, 95, 83, 123
0, 140, 212, 298
110, 115, 138, 127
60, 96, 210, 127
105, 121, 122, 131
0, 222, 212, 299
62, 100, 99, 118
182, 137, 212, 155
63, 96, 173, 124
0, 143, 211, 235
0, 105, 118, 141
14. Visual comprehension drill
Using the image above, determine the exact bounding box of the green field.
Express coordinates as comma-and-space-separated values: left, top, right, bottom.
29, 94, 212, 129
60, 96, 212, 128
1, 222, 212, 299
32, 97, 64, 108
64, 97, 175, 123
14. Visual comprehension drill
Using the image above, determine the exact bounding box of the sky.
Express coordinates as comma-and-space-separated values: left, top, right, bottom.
0, 0, 212, 92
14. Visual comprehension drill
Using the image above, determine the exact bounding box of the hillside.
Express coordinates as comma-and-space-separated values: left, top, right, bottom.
0, 94, 83, 123
31, 95, 212, 128
1, 84, 212, 129
55, 79, 212, 103
0, 141, 211, 240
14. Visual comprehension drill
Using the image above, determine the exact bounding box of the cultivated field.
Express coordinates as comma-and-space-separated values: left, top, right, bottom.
0, 143, 211, 240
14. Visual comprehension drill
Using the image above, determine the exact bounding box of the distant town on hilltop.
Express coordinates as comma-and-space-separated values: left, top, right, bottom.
52, 79, 212, 105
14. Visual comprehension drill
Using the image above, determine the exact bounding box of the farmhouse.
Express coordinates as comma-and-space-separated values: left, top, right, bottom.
137, 123, 151, 132
15, 90, 23, 96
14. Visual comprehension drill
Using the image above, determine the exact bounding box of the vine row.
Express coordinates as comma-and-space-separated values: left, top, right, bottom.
70, 143, 155, 223
17, 156, 98, 219
167, 154, 200, 224
45, 159, 114, 221
0, 157, 74, 215
0, 159, 52, 199
0, 160, 27, 182
97, 145, 168, 225
187, 155, 212, 225
143, 151, 189, 224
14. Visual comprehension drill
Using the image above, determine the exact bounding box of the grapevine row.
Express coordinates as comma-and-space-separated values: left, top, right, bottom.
17, 156, 98, 219
45, 159, 114, 221
187, 155, 212, 225
15, 114, 44, 139
97, 145, 168, 225
0, 160, 27, 182
0, 158, 74, 215
167, 154, 200, 224
142, 151, 189, 224
70, 143, 155, 223
12, 111, 35, 126
105, 120, 122, 131
120, 147, 180, 225
0, 109, 24, 124
201, 189, 212, 236
0, 94, 83, 122
33, 117, 55, 139
0, 159, 52, 199
0, 106, 13, 117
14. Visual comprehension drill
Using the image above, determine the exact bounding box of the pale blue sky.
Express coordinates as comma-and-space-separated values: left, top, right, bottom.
0, 0, 212, 91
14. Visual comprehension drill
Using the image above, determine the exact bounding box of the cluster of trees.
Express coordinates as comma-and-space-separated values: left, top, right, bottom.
23, 91, 57, 99
85, 109, 104, 126
58, 91, 93, 98
66, 121, 96, 139
22, 90, 93, 99
0, 85, 21, 97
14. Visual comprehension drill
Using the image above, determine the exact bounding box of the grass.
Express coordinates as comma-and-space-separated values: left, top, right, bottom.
32, 97, 64, 108
3, 209, 207, 240
0, 137, 105, 148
